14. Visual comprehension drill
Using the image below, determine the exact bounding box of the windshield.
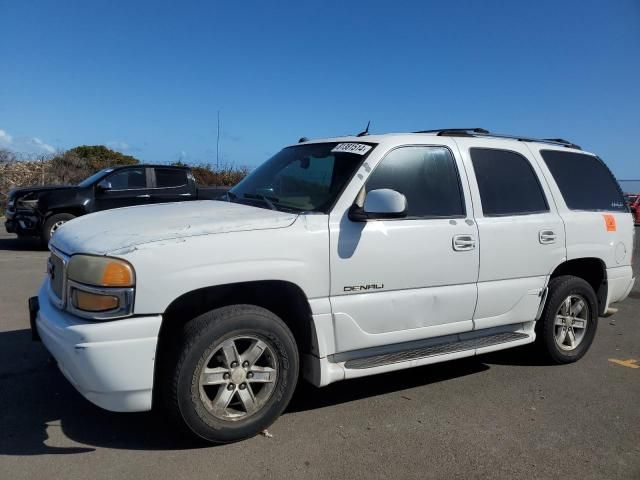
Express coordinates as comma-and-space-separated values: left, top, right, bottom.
77, 168, 114, 187
227, 142, 376, 213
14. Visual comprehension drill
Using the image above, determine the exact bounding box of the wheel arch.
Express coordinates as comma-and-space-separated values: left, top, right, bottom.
549, 257, 607, 315
153, 280, 318, 406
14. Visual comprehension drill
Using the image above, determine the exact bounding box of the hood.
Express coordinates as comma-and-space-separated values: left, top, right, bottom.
51, 200, 298, 256
9, 185, 76, 199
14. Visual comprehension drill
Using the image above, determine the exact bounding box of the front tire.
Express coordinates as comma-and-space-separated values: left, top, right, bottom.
165, 305, 299, 443
42, 213, 75, 246
536, 275, 598, 364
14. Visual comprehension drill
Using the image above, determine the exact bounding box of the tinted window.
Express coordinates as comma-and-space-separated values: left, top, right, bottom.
106, 168, 146, 190
540, 150, 627, 212
366, 146, 465, 218
471, 148, 548, 216
155, 168, 188, 188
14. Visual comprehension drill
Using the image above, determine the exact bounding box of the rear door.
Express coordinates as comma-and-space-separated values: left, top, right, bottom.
454, 138, 566, 330
93, 167, 154, 211
150, 167, 193, 203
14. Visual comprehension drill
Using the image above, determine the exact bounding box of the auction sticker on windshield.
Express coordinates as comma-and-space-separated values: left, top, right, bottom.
331, 143, 372, 155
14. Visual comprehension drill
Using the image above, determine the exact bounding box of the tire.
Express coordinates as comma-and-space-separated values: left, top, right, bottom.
536, 275, 598, 364
164, 305, 299, 443
42, 213, 75, 246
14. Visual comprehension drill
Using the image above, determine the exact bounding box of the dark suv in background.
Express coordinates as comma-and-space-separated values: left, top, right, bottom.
5, 164, 225, 245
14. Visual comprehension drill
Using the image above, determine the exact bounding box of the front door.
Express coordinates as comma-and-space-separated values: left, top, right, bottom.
94, 167, 154, 211
329, 143, 479, 353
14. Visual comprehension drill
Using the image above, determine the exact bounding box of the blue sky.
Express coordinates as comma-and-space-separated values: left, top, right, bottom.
1, 0, 638, 177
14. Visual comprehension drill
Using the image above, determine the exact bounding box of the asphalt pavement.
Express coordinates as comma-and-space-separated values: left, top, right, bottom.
0, 228, 638, 480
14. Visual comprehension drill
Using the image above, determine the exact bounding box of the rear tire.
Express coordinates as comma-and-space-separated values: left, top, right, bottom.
536, 275, 598, 364
164, 305, 299, 443
42, 213, 75, 246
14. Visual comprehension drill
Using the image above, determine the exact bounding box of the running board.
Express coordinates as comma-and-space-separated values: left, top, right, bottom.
344, 332, 529, 370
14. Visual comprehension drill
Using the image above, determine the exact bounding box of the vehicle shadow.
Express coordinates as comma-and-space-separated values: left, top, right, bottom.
0, 234, 44, 252
1, 328, 538, 455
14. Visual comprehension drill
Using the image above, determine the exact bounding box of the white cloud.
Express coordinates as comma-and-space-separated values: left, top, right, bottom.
0, 129, 13, 147
0, 128, 57, 154
29, 137, 56, 153
107, 141, 130, 151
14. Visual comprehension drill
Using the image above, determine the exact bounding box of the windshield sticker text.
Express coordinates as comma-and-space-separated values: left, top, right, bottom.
331, 143, 372, 155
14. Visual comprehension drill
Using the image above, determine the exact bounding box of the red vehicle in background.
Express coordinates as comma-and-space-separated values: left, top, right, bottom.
625, 194, 640, 225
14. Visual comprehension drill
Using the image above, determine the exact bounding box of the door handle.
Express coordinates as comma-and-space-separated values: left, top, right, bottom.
136, 194, 151, 198
453, 234, 476, 251
179, 193, 192, 196
539, 230, 556, 244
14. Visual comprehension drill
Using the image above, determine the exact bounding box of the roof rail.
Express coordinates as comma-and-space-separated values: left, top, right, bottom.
415, 128, 489, 136
415, 128, 581, 150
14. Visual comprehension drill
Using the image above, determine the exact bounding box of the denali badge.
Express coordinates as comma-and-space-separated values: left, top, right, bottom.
344, 283, 384, 292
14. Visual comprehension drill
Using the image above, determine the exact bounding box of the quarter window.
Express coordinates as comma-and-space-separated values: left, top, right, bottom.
366, 146, 465, 218
470, 148, 548, 216
540, 150, 626, 212
155, 168, 188, 188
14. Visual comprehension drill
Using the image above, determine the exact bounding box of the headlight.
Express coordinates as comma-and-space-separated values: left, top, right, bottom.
66, 255, 135, 320
68, 255, 135, 287
17, 197, 38, 209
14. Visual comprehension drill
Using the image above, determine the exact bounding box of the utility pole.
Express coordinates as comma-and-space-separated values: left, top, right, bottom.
216, 110, 220, 170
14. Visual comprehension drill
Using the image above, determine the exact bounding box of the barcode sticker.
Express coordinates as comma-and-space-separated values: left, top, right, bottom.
331, 143, 372, 155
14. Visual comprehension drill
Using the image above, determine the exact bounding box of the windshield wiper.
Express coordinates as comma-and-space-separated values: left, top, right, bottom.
243, 193, 279, 211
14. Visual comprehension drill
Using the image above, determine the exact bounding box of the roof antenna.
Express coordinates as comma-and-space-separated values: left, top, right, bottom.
356, 120, 370, 137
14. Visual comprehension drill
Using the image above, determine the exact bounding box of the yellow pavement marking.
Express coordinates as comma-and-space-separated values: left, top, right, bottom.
608, 358, 639, 369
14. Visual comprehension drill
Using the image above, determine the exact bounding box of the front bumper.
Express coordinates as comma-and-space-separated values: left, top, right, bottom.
34, 282, 162, 412
4, 210, 41, 236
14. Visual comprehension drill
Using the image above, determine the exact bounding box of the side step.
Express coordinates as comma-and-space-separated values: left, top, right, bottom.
344, 332, 529, 370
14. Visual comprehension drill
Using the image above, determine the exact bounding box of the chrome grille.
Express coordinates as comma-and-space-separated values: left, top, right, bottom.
49, 252, 65, 300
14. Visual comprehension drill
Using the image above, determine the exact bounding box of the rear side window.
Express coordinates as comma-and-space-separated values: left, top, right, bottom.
155, 168, 188, 188
540, 150, 627, 212
470, 148, 548, 216
366, 146, 465, 218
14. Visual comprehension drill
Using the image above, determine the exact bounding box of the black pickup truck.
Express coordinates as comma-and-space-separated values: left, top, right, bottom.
5, 164, 227, 245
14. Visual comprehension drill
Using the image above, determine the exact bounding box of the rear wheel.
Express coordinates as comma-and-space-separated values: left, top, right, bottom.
164, 305, 299, 443
536, 275, 598, 364
42, 213, 75, 246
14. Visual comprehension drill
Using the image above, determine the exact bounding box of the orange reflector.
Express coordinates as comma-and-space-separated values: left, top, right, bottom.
101, 261, 134, 287
72, 290, 119, 312
603, 214, 616, 232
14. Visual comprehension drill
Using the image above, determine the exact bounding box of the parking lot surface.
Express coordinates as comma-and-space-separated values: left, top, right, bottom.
0, 228, 638, 480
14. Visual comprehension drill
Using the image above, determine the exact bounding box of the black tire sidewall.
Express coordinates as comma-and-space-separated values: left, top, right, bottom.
43, 213, 75, 244
539, 276, 598, 363
175, 306, 299, 443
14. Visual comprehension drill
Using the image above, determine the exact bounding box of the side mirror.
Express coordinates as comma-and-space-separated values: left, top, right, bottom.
349, 189, 408, 221
96, 180, 112, 191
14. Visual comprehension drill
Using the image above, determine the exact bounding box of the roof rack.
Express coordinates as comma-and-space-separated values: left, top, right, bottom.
414, 128, 581, 150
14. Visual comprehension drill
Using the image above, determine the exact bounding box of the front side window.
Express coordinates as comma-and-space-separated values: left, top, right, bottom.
106, 168, 146, 190
155, 168, 188, 188
228, 142, 375, 212
471, 148, 548, 216
366, 146, 465, 218
540, 150, 627, 212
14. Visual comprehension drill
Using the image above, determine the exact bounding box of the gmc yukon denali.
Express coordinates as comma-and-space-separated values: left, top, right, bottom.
30, 128, 636, 443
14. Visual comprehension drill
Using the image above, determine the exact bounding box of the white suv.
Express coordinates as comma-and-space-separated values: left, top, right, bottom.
31, 128, 636, 443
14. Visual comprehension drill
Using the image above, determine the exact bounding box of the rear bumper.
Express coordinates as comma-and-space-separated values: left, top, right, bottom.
35, 282, 162, 412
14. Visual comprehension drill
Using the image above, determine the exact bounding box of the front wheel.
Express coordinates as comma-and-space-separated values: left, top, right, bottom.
165, 305, 299, 443
536, 275, 598, 364
42, 213, 75, 246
